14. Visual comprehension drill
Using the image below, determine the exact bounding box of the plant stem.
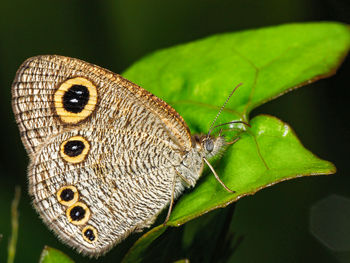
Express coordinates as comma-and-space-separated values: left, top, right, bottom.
7, 186, 21, 263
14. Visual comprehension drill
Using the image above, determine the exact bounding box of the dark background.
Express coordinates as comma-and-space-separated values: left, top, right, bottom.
0, 0, 349, 262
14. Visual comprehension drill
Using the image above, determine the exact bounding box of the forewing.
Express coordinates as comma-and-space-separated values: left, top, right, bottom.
12, 55, 192, 155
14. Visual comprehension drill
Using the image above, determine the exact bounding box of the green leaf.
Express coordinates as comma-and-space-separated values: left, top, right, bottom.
124, 22, 350, 131
39, 247, 74, 263
122, 22, 349, 261
168, 114, 335, 225
122, 225, 168, 263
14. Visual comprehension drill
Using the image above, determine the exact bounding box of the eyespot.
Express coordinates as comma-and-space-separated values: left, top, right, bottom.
54, 77, 97, 124
56, 185, 79, 206
66, 202, 90, 225
82, 225, 98, 243
60, 136, 90, 163
205, 139, 214, 153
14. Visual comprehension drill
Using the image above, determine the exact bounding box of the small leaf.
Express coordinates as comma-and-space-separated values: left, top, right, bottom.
122, 22, 348, 261
39, 246, 74, 263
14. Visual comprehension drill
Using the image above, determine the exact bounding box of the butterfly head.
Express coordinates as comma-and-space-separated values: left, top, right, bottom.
193, 134, 226, 159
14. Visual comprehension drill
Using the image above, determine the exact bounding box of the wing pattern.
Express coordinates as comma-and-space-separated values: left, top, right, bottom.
12, 56, 196, 255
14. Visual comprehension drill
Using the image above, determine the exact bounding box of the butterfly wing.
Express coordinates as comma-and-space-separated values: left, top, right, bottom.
12, 55, 192, 154
12, 55, 193, 255
30, 126, 186, 255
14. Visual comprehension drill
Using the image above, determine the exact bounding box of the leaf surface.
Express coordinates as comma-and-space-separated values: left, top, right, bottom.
121, 22, 349, 262
39, 246, 74, 263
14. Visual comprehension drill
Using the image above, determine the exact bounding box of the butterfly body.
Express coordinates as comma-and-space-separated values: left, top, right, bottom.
12, 55, 226, 255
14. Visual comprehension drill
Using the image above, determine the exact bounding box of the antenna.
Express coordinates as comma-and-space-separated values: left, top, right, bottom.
207, 83, 243, 137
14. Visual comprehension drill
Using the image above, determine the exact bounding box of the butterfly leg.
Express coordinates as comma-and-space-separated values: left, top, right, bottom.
203, 157, 235, 193
163, 173, 177, 225
227, 136, 240, 145
174, 169, 193, 187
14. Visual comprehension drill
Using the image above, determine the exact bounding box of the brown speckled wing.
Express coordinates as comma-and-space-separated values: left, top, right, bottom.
12, 55, 192, 155
11, 55, 194, 255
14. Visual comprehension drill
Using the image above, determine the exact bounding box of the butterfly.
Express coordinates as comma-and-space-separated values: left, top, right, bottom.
12, 55, 244, 256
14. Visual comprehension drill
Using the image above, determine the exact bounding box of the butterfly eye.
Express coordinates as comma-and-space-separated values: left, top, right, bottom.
66, 202, 91, 225
54, 77, 98, 124
60, 136, 90, 163
57, 185, 79, 206
82, 225, 98, 243
205, 138, 214, 152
